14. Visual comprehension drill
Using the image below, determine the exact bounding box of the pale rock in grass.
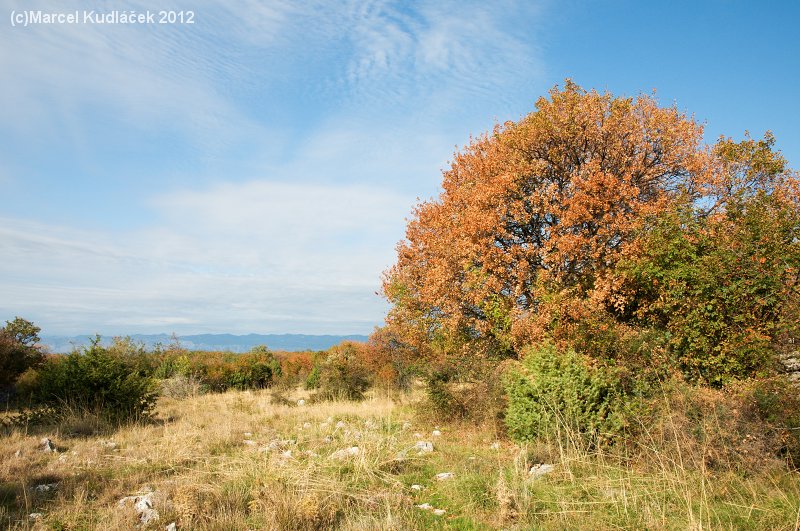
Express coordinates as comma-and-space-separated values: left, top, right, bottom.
303, 422, 312, 430
402, 421, 412, 430
165, 523, 177, 531
490, 441, 501, 450
431, 430, 442, 437
415, 441, 434, 453
435, 472, 455, 481
335, 421, 347, 429
297, 399, 306, 406
416, 503, 432, 510
34, 483, 58, 493
528, 463, 555, 479
281, 450, 293, 459
14, 449, 21, 458
243, 432, 252, 437
40, 438, 56, 452
242, 439, 257, 446
324, 436, 333, 443
432, 509, 447, 516
410, 484, 423, 491
320, 422, 330, 430
413, 432, 423, 439
365, 419, 377, 430
29, 513, 42, 521
326, 416, 333, 423
118, 490, 160, 525
328, 446, 360, 460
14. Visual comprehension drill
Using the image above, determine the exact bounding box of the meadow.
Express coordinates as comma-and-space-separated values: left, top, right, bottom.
3, 384, 800, 530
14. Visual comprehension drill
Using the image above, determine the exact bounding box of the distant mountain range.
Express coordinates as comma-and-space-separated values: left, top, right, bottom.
40, 333, 369, 353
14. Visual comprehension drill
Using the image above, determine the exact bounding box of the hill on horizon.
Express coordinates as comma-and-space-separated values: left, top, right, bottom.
40, 332, 369, 353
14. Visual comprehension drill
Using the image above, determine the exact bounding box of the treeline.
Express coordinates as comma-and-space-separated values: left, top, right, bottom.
0, 319, 412, 423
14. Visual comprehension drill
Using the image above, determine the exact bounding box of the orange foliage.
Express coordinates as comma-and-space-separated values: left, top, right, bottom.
383, 81, 709, 357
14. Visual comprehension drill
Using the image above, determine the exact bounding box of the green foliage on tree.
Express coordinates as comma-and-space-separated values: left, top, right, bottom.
313, 342, 372, 401
33, 336, 157, 422
0, 317, 44, 389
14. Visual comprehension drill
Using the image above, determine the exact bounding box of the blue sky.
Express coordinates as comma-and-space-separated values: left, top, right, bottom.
1, 0, 798, 336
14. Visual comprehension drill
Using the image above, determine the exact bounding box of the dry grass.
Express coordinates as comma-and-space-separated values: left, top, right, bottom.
2, 387, 800, 529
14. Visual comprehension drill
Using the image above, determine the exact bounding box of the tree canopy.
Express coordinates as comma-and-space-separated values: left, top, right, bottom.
382, 81, 799, 384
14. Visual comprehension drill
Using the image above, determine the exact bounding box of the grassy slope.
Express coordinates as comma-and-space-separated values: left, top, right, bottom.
2, 389, 800, 530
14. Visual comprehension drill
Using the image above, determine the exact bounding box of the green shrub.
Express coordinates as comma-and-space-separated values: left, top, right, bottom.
504, 343, 637, 445
0, 317, 44, 389
313, 342, 371, 401
305, 365, 321, 390
32, 337, 157, 422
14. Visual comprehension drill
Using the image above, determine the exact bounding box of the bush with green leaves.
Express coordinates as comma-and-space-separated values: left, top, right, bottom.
305, 365, 321, 390
504, 343, 638, 445
313, 342, 372, 401
0, 317, 44, 390
32, 337, 157, 422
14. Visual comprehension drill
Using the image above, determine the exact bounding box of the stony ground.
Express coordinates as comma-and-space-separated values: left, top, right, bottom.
2, 389, 800, 529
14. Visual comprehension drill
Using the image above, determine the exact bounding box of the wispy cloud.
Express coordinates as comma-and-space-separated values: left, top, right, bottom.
0, 181, 414, 334
0, 0, 547, 335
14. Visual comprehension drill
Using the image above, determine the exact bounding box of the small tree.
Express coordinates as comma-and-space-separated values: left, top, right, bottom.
34, 337, 157, 422
0, 317, 44, 389
314, 342, 372, 401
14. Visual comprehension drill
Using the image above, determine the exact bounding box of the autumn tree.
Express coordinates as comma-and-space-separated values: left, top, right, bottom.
383, 81, 799, 385
383, 81, 705, 360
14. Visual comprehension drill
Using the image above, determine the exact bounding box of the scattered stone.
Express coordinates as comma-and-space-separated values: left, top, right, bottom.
165, 523, 177, 531
435, 472, 455, 481
490, 442, 501, 450
335, 421, 347, 429
297, 399, 306, 406
40, 438, 56, 452
243, 440, 257, 446
29, 513, 43, 521
402, 421, 412, 430
243, 432, 252, 437
328, 446, 360, 460
468, 456, 476, 460
14, 449, 21, 458
415, 441, 434, 453
281, 450, 293, 459
118, 491, 160, 525
413, 432, 423, 439
410, 484, 423, 491
416, 503, 446, 516
365, 419, 377, 430
34, 483, 58, 493
326, 416, 333, 422
432, 430, 442, 437
528, 463, 555, 479
100, 441, 117, 450
303, 422, 312, 429
324, 436, 333, 443
320, 422, 330, 429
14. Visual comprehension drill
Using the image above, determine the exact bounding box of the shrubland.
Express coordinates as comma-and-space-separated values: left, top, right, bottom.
2, 81, 799, 528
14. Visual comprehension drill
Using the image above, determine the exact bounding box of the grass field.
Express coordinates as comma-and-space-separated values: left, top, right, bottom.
2, 388, 800, 530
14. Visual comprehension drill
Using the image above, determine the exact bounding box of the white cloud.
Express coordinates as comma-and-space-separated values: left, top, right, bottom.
0, 181, 414, 334
0, 0, 548, 335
